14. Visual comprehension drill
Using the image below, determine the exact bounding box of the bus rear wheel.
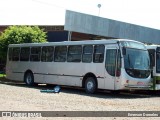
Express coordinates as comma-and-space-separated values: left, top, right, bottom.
85, 77, 97, 94
24, 72, 34, 86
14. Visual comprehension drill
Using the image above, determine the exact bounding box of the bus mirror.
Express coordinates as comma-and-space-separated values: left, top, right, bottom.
122, 47, 126, 55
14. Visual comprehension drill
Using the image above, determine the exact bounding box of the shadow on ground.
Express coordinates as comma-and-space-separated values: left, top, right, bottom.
0, 77, 159, 99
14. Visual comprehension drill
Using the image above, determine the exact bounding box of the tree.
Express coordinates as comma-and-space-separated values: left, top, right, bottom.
0, 26, 47, 61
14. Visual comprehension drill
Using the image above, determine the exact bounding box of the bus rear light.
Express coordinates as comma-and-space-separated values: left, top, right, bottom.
137, 82, 144, 85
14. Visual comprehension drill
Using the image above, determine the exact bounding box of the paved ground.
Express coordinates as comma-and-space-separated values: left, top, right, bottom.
0, 77, 160, 120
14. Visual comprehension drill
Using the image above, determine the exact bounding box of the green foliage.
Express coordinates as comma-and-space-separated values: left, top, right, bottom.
0, 26, 47, 61
0, 74, 5, 78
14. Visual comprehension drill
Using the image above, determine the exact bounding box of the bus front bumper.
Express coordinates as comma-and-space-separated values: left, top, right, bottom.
124, 85, 151, 90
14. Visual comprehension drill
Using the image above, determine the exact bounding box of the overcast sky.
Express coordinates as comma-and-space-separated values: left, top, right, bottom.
0, 0, 160, 29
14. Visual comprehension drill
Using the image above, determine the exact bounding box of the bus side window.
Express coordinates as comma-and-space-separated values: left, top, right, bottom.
67, 45, 82, 62
82, 45, 93, 63
20, 47, 30, 61
41, 46, 54, 62
54, 46, 67, 62
30, 47, 41, 62
8, 48, 13, 61
93, 45, 104, 63
12, 47, 20, 61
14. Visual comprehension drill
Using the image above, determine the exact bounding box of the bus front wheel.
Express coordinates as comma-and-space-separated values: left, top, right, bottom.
24, 72, 34, 86
85, 77, 97, 94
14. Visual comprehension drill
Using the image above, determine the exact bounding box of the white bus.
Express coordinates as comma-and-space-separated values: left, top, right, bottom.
146, 45, 160, 90
6, 39, 151, 93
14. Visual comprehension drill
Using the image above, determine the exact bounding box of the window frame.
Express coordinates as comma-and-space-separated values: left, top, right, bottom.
8, 47, 13, 61
67, 45, 82, 62
105, 49, 121, 77
93, 45, 105, 63
12, 47, 20, 61
82, 45, 93, 63
30, 47, 41, 62
54, 46, 67, 62
41, 46, 54, 62
20, 47, 30, 61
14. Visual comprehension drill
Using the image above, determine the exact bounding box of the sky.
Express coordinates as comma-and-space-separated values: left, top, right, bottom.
0, 0, 160, 30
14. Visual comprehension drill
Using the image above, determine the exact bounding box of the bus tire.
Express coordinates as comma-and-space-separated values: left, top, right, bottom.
24, 72, 34, 86
85, 77, 97, 94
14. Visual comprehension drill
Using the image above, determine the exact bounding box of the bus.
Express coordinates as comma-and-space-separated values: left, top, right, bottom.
146, 45, 160, 90
6, 39, 151, 94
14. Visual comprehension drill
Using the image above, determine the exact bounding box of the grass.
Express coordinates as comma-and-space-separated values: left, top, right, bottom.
0, 74, 6, 77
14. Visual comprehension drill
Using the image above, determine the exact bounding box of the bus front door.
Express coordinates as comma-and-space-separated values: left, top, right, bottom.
105, 48, 120, 90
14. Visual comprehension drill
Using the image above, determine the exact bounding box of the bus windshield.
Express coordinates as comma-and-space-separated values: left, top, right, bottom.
124, 48, 150, 78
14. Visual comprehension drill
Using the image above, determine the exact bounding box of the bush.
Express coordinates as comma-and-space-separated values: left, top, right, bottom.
0, 26, 47, 61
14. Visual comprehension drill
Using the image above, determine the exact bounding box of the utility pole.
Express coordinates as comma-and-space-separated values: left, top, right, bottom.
97, 4, 101, 16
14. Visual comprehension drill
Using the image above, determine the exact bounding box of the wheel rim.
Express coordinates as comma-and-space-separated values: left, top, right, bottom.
26, 74, 32, 84
87, 81, 94, 91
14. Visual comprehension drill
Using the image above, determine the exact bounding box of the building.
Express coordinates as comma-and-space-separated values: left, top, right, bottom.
1, 10, 160, 44
64, 10, 160, 44
0, 25, 104, 42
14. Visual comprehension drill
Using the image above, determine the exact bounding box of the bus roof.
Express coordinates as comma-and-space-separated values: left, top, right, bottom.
8, 39, 143, 47
146, 45, 160, 50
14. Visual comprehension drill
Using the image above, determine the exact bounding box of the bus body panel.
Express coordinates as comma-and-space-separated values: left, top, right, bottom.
120, 69, 151, 90
6, 60, 106, 89
146, 45, 160, 90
